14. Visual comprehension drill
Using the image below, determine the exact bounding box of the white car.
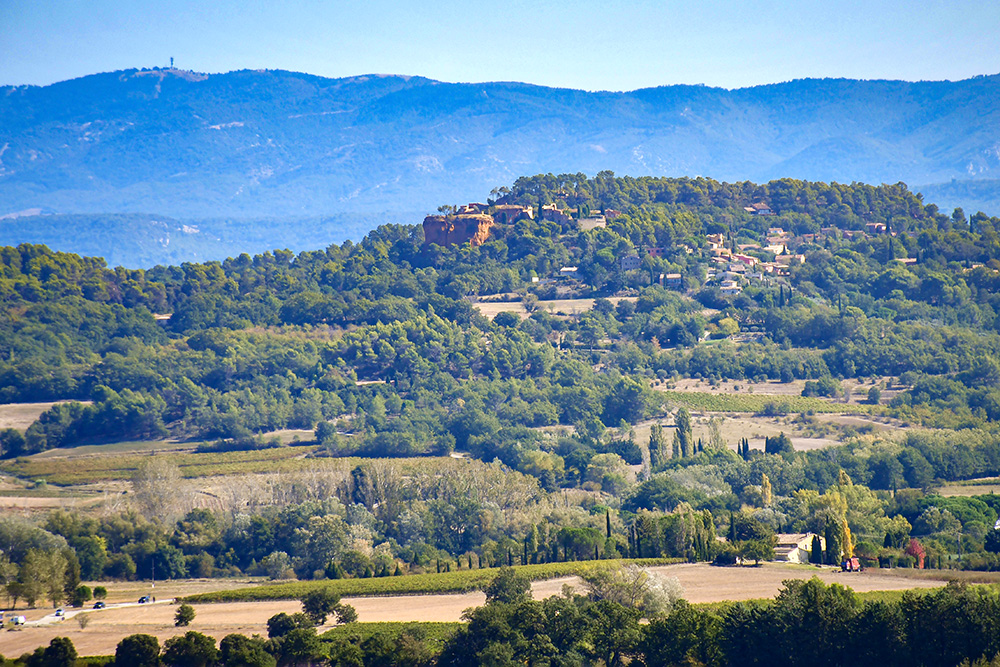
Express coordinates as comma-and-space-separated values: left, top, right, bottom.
54, 608, 64, 617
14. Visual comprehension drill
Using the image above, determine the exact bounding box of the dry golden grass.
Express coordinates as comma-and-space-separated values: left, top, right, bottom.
0, 401, 92, 431
0, 563, 952, 658
474, 296, 637, 320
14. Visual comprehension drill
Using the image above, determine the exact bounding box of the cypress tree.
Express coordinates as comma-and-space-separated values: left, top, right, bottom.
810, 535, 823, 564
675, 408, 693, 457
649, 424, 667, 470
825, 522, 842, 565
606, 510, 612, 539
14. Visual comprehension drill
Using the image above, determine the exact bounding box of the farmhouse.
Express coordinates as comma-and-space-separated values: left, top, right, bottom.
775, 254, 806, 267
620, 255, 641, 271
720, 279, 742, 295
558, 266, 579, 280
541, 204, 573, 224
775, 533, 825, 564
744, 202, 774, 216
706, 233, 726, 249
731, 254, 759, 268
492, 204, 534, 224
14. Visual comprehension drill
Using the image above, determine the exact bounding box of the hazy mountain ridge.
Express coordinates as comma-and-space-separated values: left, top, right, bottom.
0, 211, 399, 268
1, 69, 999, 247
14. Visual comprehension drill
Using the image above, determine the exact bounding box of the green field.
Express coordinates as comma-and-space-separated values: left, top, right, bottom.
0, 448, 467, 486
183, 559, 683, 603
321, 621, 461, 646
659, 390, 883, 416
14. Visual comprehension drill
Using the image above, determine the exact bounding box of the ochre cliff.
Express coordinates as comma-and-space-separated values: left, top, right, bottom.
422, 213, 493, 247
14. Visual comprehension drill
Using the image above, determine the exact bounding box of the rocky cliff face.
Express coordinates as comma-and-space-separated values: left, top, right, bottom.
422, 213, 493, 247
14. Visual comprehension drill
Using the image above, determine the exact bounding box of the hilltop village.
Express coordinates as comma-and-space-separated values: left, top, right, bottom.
424, 198, 898, 298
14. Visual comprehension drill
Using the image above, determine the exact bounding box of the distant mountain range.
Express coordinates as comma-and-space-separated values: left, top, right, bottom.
1, 68, 999, 265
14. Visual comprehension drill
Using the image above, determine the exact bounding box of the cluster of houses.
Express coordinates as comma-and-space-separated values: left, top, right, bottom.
453, 199, 900, 297
458, 202, 620, 227
704, 227, 807, 295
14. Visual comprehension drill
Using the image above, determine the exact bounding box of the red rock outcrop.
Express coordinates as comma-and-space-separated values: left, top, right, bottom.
422, 213, 493, 247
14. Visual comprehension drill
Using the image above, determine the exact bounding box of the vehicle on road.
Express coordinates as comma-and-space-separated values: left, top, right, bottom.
138, 596, 149, 604
93, 601, 106, 609
54, 608, 64, 617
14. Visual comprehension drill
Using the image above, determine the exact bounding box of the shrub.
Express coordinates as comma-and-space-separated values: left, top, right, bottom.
175, 603, 196, 627
115, 634, 160, 667
162, 631, 218, 667
72, 584, 92, 607
484, 567, 530, 604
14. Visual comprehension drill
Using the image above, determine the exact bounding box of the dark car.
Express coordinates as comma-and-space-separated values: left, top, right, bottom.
138, 596, 149, 604
93, 601, 106, 609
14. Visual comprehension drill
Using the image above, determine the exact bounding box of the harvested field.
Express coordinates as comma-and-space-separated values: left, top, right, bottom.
0, 564, 951, 657
632, 414, 843, 453
938, 480, 1000, 496
0, 494, 100, 510
474, 297, 636, 320
0, 401, 90, 431
644, 562, 943, 603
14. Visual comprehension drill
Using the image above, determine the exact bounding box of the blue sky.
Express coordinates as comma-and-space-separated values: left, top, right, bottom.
2, 0, 998, 90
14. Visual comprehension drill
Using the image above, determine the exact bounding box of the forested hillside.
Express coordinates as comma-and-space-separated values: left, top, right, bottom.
4, 174, 1000, 468
6, 174, 1000, 599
